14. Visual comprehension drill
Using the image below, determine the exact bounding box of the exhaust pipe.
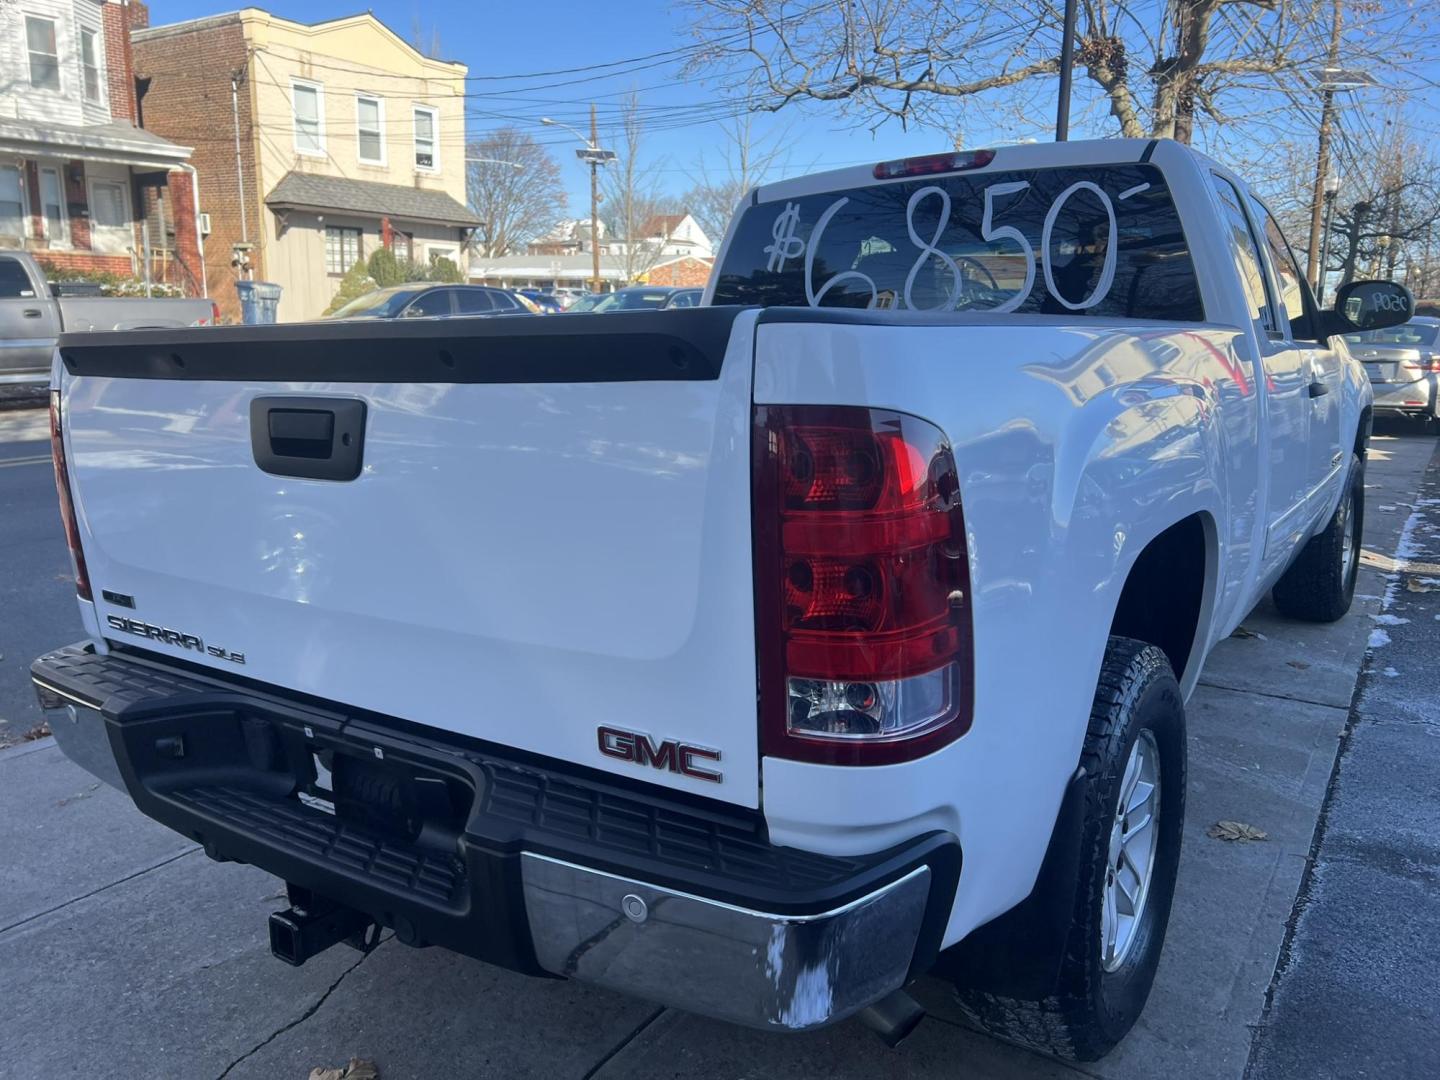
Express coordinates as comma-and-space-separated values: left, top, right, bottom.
268, 888, 376, 966
859, 988, 926, 1048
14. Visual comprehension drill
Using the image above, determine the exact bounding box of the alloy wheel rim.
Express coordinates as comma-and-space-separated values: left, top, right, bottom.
1101, 730, 1162, 973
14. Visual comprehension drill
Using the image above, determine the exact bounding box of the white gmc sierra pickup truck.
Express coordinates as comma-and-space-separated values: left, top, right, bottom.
32, 138, 1413, 1061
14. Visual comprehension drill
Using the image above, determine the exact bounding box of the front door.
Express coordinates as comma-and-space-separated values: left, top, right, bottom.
1209, 175, 1310, 573
1248, 196, 1344, 519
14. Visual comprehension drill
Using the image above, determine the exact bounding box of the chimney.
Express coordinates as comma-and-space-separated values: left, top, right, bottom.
100, 0, 141, 123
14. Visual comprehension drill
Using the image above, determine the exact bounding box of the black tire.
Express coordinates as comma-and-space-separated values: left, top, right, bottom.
953, 637, 1186, 1062
1271, 453, 1363, 622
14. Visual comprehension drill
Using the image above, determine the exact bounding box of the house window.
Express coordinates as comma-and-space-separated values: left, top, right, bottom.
39, 167, 67, 246
356, 95, 384, 164
26, 16, 61, 92
392, 231, 413, 262
88, 178, 131, 252
1, 165, 27, 240
325, 226, 363, 275
413, 107, 438, 171
80, 28, 102, 103
292, 81, 325, 156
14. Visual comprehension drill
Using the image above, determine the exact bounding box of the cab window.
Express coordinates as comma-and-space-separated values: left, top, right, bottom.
1209, 176, 1274, 334
1248, 197, 1315, 340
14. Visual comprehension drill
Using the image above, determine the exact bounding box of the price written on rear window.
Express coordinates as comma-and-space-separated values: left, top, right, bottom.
760, 179, 1155, 314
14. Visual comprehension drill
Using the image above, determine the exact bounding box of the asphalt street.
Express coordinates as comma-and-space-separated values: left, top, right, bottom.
0, 406, 81, 745
1249, 441, 1440, 1078
1, 402, 1437, 1079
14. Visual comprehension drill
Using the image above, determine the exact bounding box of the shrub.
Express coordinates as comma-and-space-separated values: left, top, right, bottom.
428, 255, 463, 283
322, 259, 377, 316
366, 247, 404, 287
35, 259, 185, 297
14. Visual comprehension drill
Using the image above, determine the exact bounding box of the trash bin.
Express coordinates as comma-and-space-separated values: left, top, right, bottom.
235, 280, 282, 324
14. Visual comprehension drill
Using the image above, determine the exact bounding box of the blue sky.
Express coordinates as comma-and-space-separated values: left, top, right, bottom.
143, 0, 1013, 216
144, 1, 1438, 225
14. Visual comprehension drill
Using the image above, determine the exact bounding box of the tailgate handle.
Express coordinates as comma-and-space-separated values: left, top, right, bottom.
1308, 379, 1329, 398
250, 396, 366, 481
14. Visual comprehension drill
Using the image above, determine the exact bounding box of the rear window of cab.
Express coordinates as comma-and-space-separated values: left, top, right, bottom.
712, 162, 1204, 322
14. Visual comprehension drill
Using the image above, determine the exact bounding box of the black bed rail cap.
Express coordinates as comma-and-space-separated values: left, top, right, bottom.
58, 306, 752, 385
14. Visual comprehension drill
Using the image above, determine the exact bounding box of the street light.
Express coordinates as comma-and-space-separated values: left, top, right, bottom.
542, 111, 615, 293
1317, 171, 1342, 307
465, 157, 524, 170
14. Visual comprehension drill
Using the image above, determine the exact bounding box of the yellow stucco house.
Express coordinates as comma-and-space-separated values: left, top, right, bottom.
134, 9, 479, 321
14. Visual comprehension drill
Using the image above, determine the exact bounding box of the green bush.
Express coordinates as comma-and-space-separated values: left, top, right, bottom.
366, 247, 404, 288
35, 259, 184, 297
322, 259, 377, 316
428, 255, 463, 283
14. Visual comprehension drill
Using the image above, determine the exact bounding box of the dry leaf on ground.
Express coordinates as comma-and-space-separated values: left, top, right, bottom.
1208, 820, 1269, 842
1230, 626, 1266, 640
309, 1059, 379, 1080
1286, 660, 1310, 670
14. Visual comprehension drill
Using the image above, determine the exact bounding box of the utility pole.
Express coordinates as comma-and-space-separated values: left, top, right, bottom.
1305, 0, 1344, 290
590, 104, 601, 293
542, 111, 614, 294
1055, 0, 1078, 141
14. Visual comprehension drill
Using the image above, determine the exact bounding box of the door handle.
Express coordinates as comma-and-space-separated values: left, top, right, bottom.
249, 396, 366, 481
22, 308, 42, 318
1308, 379, 1329, 398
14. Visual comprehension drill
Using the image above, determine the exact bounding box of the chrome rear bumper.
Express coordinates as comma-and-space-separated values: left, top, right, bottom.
523, 854, 931, 1031
34, 646, 955, 1033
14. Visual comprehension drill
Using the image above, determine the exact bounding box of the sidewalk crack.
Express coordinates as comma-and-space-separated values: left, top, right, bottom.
216, 937, 390, 1079
0, 847, 198, 938
581, 1006, 666, 1080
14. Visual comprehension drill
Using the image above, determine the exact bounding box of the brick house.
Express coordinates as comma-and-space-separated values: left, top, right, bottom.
0, 0, 203, 293
640, 255, 714, 288
133, 10, 479, 322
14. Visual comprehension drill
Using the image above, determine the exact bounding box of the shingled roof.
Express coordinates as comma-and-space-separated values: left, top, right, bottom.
266, 172, 481, 227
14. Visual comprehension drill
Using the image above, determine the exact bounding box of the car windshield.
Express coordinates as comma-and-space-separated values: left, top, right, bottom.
328, 286, 426, 319
567, 294, 605, 312
1345, 323, 1439, 347
712, 161, 1203, 320
594, 289, 673, 311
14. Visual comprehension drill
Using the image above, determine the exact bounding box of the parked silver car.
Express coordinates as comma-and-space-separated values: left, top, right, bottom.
1344, 316, 1439, 426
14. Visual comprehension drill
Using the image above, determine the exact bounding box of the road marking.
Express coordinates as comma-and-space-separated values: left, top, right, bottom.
0, 454, 50, 469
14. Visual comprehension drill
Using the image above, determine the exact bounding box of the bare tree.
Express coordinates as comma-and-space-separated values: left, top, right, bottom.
683, 116, 793, 246
683, 1, 1438, 147
1326, 147, 1440, 291
599, 96, 677, 283
466, 129, 567, 257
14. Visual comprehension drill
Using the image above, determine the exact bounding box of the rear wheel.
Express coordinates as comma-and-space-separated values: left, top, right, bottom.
953, 637, 1186, 1062
1272, 454, 1363, 622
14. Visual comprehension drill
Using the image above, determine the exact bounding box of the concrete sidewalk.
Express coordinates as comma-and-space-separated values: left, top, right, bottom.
1, 430, 1433, 1080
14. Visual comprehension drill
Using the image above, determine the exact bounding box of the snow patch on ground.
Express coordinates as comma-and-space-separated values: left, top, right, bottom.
1371, 614, 1411, 626
1369, 629, 1392, 648
1383, 667, 1401, 678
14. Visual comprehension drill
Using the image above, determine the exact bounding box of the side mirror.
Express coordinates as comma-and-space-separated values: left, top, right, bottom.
1324, 279, 1415, 338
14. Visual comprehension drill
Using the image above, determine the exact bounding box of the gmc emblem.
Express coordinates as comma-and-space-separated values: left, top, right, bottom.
597, 726, 723, 784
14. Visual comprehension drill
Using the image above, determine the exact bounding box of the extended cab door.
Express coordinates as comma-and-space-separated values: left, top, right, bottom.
1247, 195, 1345, 516
1208, 174, 1311, 571
0, 254, 60, 381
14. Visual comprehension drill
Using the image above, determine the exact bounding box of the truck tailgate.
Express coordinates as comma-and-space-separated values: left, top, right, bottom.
57, 309, 762, 806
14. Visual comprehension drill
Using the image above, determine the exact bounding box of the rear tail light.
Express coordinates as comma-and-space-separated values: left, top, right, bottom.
50, 390, 92, 601
753, 406, 973, 765
210, 301, 221, 325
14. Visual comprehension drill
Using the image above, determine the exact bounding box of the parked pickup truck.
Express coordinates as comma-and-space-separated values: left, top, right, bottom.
0, 250, 216, 387
32, 139, 1411, 1062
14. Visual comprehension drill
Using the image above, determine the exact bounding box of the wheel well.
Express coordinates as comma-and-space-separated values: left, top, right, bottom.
1354, 405, 1372, 460
1110, 514, 1211, 683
